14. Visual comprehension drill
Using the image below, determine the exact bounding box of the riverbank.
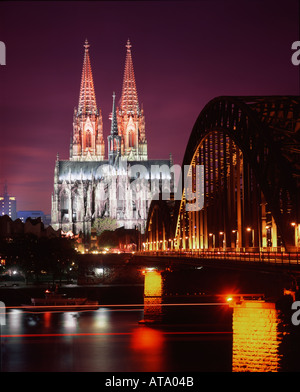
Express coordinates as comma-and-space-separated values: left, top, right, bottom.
0, 284, 144, 306
0, 264, 296, 307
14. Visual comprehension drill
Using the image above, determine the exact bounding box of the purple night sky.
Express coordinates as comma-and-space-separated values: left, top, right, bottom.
0, 1, 299, 215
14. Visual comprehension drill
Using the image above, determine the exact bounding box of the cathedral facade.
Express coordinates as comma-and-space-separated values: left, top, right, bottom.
51, 40, 172, 236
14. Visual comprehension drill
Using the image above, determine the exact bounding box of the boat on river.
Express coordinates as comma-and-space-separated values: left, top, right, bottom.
22, 288, 99, 311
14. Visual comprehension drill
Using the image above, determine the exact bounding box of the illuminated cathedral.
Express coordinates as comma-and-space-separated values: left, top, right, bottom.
51, 39, 172, 236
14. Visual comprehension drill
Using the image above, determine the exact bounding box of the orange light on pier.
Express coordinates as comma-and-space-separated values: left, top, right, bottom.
144, 270, 162, 298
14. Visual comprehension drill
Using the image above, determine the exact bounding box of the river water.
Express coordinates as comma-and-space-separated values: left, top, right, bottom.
1, 297, 300, 372
1, 267, 300, 372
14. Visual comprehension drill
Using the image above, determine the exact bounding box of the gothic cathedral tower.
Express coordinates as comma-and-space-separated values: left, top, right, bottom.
51, 39, 172, 237
70, 39, 105, 161
117, 39, 148, 161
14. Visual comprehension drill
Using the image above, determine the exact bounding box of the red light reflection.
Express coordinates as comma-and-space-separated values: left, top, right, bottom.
131, 326, 165, 372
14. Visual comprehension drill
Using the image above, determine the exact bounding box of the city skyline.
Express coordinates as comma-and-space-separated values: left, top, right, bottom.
0, 1, 299, 214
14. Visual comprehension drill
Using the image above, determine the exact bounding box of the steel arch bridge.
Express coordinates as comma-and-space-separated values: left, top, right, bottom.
144, 193, 176, 251
145, 96, 300, 252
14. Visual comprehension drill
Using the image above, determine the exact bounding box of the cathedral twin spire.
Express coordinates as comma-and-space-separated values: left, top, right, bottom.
120, 39, 139, 114
52, 39, 171, 237
70, 38, 147, 163
70, 39, 105, 161
78, 39, 98, 115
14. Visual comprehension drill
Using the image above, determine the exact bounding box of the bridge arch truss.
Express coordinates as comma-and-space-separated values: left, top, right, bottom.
145, 96, 300, 252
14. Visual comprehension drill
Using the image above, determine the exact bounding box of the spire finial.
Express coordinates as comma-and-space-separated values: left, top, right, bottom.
126, 38, 132, 52
84, 38, 90, 51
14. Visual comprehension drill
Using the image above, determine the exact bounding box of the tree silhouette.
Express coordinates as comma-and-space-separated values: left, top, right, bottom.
92, 217, 118, 236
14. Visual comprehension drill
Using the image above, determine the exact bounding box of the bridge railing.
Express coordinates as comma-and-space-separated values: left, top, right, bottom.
139, 249, 300, 266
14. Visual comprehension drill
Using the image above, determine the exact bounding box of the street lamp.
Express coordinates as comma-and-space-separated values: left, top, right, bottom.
232, 230, 239, 249
209, 233, 215, 248
246, 227, 254, 247
219, 231, 226, 250
291, 222, 299, 248
265, 226, 271, 247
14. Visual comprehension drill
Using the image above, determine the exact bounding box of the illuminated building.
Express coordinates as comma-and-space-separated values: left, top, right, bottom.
16, 210, 51, 226
0, 184, 17, 220
51, 40, 172, 236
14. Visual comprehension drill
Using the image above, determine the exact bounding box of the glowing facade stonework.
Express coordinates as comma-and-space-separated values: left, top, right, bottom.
51, 40, 172, 236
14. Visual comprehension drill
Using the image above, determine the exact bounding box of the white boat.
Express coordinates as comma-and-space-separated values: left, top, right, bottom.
22, 289, 99, 311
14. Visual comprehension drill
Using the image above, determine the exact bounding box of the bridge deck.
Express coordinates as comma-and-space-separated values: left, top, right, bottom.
135, 251, 300, 275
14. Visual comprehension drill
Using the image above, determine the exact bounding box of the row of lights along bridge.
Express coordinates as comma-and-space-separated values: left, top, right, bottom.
142, 222, 300, 253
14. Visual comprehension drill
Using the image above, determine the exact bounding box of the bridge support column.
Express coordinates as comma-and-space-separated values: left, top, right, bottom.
237, 151, 242, 249
271, 216, 277, 248
204, 208, 208, 249
261, 196, 267, 248
196, 209, 200, 249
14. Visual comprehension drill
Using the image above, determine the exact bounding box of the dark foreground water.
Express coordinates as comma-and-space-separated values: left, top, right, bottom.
1, 266, 300, 372
1, 299, 300, 372
1, 306, 232, 372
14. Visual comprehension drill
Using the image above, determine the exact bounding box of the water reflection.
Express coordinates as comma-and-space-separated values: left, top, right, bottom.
63, 312, 78, 330
3, 279, 300, 371
141, 270, 296, 372
44, 312, 51, 329
232, 301, 283, 372
92, 308, 109, 329
131, 327, 165, 372
8, 309, 23, 334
